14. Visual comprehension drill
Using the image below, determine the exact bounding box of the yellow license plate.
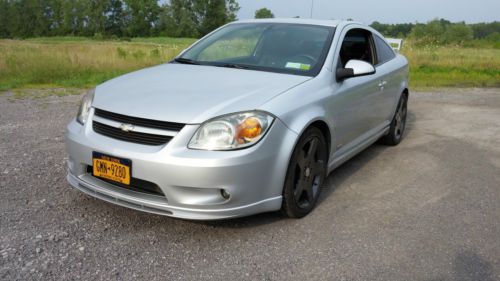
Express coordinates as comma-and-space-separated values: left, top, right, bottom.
92, 152, 131, 185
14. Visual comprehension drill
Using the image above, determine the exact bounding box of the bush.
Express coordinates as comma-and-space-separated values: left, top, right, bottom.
443, 23, 473, 44
408, 19, 474, 46
116, 47, 127, 58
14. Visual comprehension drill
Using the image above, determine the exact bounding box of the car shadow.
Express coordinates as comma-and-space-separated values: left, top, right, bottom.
71, 110, 418, 229
318, 109, 417, 205
196, 110, 418, 228
199, 143, 391, 229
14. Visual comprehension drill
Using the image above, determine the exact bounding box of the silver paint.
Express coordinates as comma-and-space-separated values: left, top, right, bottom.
66, 19, 409, 220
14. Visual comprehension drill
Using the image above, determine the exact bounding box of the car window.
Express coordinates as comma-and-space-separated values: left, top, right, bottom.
180, 23, 335, 77
338, 29, 375, 68
374, 35, 396, 65
198, 27, 264, 61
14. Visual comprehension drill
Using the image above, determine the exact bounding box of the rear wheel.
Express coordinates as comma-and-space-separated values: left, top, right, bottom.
281, 127, 327, 218
380, 93, 408, 146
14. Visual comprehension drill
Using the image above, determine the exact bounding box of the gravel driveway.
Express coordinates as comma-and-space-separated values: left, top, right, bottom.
1, 88, 499, 281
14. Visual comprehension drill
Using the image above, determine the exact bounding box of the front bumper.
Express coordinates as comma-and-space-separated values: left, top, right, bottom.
65, 111, 298, 220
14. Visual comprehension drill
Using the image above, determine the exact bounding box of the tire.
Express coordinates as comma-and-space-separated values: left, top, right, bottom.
281, 127, 328, 218
380, 93, 408, 146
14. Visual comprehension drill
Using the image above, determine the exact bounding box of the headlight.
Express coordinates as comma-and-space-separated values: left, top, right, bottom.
188, 112, 274, 151
76, 89, 95, 125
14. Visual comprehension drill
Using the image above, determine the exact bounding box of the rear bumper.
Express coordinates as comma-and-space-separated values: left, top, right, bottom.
65, 111, 298, 220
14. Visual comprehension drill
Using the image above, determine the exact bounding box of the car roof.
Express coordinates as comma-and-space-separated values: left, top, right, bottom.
233, 18, 347, 28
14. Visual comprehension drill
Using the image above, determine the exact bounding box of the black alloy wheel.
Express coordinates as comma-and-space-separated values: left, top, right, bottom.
380, 93, 408, 146
282, 127, 328, 218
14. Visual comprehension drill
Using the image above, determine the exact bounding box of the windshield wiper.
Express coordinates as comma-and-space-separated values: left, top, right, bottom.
172, 57, 201, 65
214, 63, 253, 70
173, 59, 253, 70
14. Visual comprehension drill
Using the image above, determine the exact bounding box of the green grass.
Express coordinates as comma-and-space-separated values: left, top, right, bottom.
401, 44, 500, 88
0, 37, 196, 91
8, 87, 84, 100
0, 37, 499, 91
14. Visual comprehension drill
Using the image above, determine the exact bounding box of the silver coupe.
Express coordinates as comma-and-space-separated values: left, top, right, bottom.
66, 19, 409, 220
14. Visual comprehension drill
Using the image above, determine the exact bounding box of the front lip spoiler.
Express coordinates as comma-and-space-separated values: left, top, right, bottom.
67, 171, 283, 220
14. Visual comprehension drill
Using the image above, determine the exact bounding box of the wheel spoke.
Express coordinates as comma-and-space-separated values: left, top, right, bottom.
306, 138, 318, 160
296, 158, 306, 171
294, 179, 306, 201
304, 183, 315, 203
312, 160, 325, 175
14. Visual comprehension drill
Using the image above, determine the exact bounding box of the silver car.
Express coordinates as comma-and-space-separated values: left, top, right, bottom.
66, 19, 409, 220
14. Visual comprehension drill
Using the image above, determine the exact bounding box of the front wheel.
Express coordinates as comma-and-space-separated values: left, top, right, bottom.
380, 93, 408, 146
281, 127, 328, 218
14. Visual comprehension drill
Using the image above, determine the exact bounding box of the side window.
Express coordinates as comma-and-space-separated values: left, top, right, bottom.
374, 35, 396, 65
338, 29, 375, 68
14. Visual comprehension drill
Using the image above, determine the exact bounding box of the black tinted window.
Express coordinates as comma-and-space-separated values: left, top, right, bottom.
374, 35, 396, 65
339, 29, 375, 67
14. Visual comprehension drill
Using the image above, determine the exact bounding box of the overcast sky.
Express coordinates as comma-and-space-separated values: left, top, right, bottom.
236, 0, 500, 24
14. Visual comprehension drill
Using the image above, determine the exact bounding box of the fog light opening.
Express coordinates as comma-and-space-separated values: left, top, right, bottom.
221, 189, 231, 200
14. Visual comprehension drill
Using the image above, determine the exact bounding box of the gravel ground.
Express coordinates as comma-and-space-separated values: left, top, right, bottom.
1, 88, 499, 281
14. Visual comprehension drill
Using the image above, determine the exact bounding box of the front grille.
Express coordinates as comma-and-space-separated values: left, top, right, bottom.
87, 166, 165, 197
93, 121, 172, 146
94, 108, 185, 131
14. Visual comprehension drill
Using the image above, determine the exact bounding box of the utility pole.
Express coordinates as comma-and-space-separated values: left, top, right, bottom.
310, 0, 314, 18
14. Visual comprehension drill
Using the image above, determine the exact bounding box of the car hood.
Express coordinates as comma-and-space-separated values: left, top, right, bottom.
93, 64, 311, 124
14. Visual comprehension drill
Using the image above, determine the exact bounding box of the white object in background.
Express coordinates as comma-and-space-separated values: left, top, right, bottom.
386, 38, 403, 52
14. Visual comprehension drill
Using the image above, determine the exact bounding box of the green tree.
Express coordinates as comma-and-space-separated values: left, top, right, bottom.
86, 0, 109, 36
226, 0, 240, 21
444, 22, 473, 44
408, 19, 446, 45
60, 0, 88, 35
160, 0, 239, 38
470, 22, 500, 39
195, 0, 228, 35
48, 0, 65, 36
159, 0, 198, 38
408, 19, 475, 46
0, 0, 10, 37
370, 21, 414, 38
123, 0, 160, 37
105, 0, 126, 37
254, 7, 274, 19
7, 0, 52, 37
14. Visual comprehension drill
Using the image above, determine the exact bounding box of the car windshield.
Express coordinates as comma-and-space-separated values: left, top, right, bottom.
177, 23, 335, 76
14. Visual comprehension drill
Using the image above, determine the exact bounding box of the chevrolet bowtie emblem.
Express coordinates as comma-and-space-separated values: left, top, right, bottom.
119, 124, 135, 132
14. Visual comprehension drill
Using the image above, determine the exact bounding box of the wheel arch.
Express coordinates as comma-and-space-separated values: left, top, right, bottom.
308, 120, 332, 159
287, 116, 334, 163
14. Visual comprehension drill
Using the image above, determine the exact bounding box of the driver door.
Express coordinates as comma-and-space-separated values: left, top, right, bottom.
329, 27, 382, 154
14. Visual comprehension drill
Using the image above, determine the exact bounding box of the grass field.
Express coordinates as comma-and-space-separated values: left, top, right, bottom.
0, 37, 195, 91
0, 37, 499, 91
401, 45, 500, 88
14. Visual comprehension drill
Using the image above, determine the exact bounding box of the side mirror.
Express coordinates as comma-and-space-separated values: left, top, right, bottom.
336, 59, 376, 81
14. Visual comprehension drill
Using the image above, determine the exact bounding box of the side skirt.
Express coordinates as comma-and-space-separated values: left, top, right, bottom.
328, 125, 390, 174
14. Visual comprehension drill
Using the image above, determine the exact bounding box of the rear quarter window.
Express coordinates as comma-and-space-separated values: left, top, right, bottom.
374, 35, 396, 65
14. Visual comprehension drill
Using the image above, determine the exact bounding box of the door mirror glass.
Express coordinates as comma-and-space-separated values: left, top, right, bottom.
336, 59, 376, 81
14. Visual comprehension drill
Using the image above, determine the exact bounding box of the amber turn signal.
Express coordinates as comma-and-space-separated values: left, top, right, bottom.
236, 117, 262, 143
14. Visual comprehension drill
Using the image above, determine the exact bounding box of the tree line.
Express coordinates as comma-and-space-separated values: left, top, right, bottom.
371, 19, 500, 45
0, 0, 240, 38
0, 0, 499, 45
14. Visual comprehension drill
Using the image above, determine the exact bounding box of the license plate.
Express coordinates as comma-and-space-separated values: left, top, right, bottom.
92, 152, 131, 185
